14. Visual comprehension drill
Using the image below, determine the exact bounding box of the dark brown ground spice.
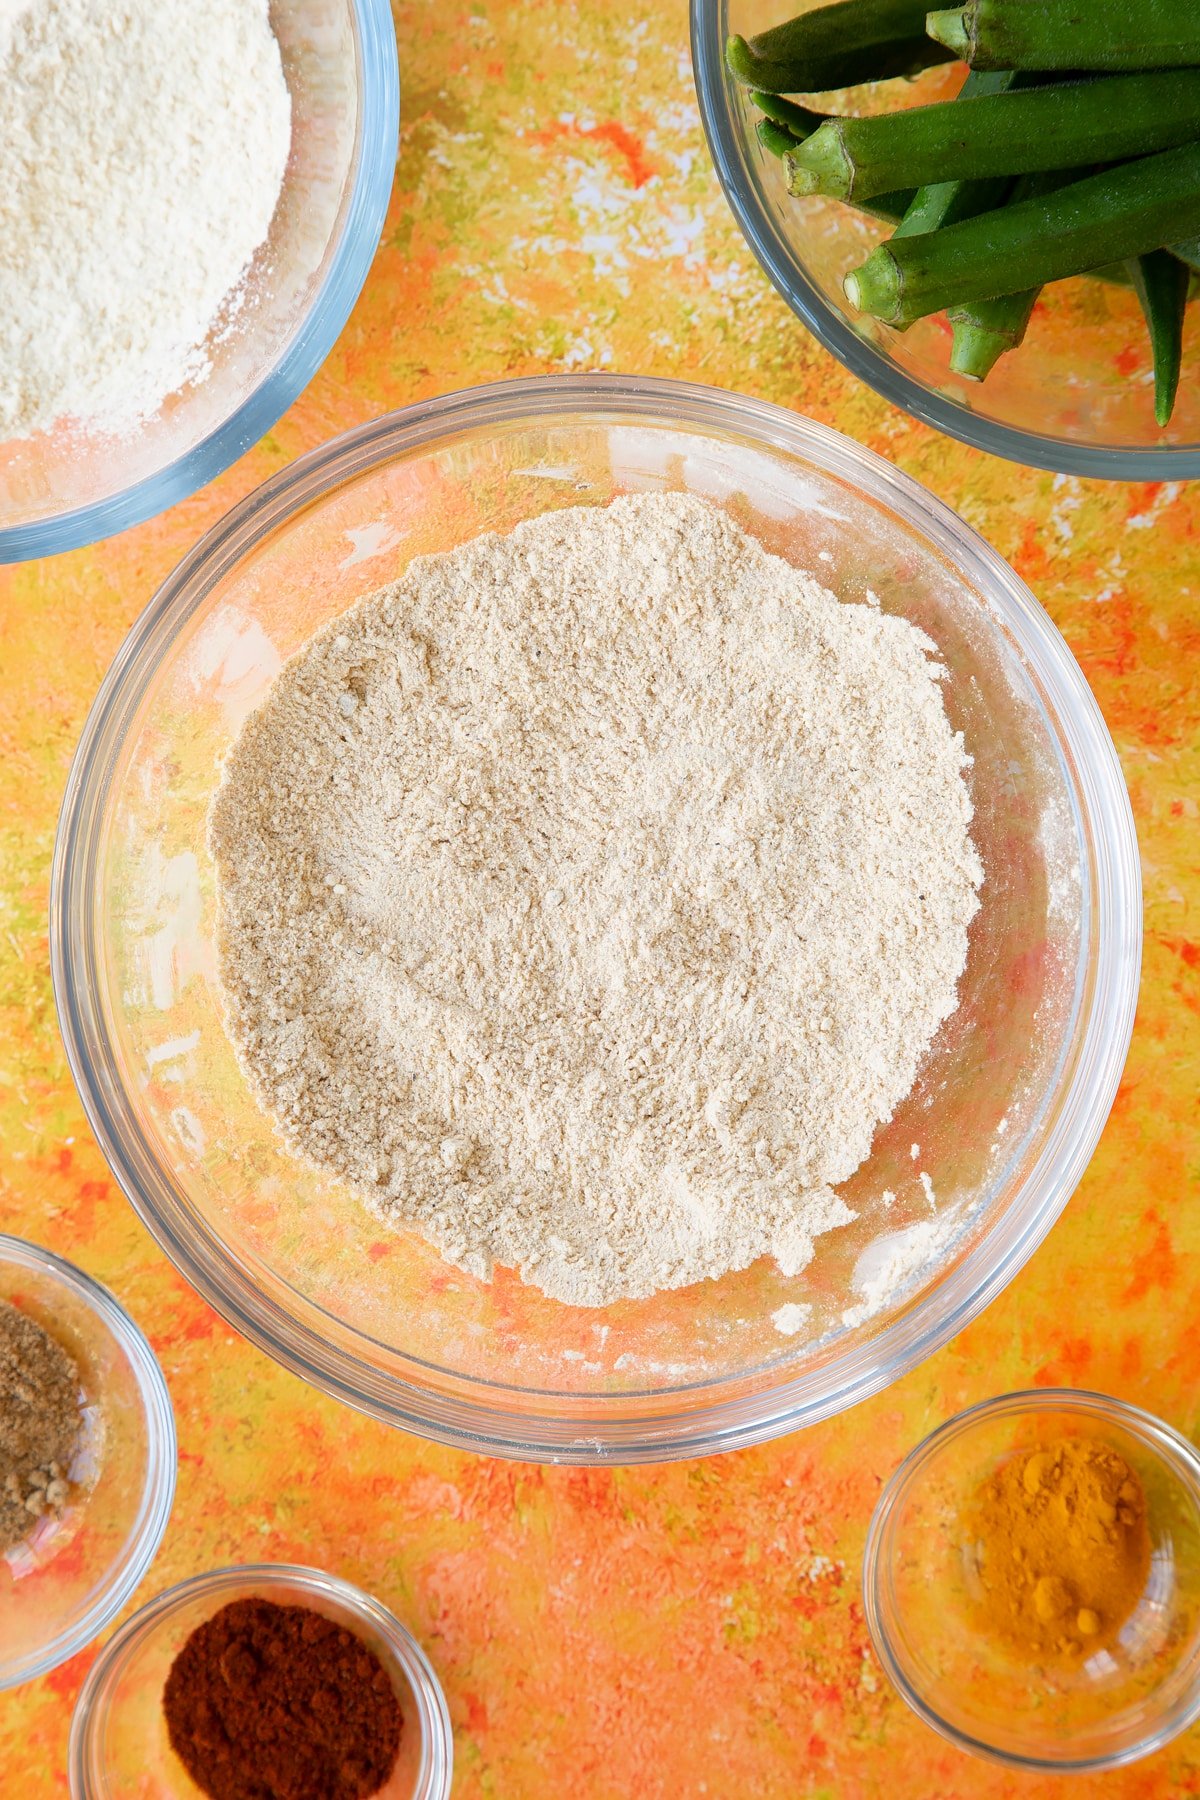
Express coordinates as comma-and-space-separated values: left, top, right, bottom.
0, 1294, 82, 1553
163, 1597, 403, 1800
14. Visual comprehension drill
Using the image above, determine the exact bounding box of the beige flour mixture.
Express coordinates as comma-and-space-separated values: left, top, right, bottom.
210, 494, 982, 1307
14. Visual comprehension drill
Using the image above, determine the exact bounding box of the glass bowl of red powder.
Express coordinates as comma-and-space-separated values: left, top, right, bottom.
0, 1234, 175, 1692
51, 373, 1141, 1462
68, 1562, 453, 1800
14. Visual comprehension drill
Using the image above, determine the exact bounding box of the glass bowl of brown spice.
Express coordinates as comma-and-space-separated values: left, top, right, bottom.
68, 1562, 453, 1800
0, 1233, 175, 1690
864, 1389, 1200, 1771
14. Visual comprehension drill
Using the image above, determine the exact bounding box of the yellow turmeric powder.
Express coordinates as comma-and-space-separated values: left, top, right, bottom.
964, 1436, 1151, 1664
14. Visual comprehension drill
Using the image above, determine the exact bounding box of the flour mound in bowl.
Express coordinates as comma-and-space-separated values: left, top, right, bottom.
209, 494, 982, 1307
0, 0, 291, 438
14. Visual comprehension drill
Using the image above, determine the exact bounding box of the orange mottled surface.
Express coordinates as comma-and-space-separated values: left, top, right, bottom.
2, 2, 1200, 1795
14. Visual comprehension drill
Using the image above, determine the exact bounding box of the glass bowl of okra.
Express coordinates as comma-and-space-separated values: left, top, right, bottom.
693, 0, 1200, 476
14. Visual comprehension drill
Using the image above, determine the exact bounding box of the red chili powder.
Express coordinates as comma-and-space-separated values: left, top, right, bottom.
162, 1597, 403, 1800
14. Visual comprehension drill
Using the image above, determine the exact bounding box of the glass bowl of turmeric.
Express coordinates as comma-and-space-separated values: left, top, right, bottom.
864, 1389, 1200, 1771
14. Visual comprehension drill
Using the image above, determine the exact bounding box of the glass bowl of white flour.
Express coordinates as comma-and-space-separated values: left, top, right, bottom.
0, 0, 397, 563
50, 375, 1141, 1463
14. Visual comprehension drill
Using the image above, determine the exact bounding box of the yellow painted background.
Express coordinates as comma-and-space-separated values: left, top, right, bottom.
2, 1, 1200, 1794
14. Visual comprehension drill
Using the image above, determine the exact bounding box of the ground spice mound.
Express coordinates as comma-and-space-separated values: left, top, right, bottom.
965, 1436, 1152, 1663
163, 1598, 403, 1800
210, 493, 982, 1307
0, 1295, 82, 1554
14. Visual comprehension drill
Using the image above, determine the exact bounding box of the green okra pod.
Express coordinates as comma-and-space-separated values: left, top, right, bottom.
727, 0, 953, 95
926, 0, 1200, 73
1129, 249, 1190, 427
843, 143, 1200, 326
893, 173, 1011, 237
785, 69, 1200, 202
949, 293, 1038, 379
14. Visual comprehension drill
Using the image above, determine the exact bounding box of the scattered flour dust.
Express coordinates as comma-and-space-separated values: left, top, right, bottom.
0, 0, 291, 437
209, 494, 982, 1308
842, 1209, 965, 1329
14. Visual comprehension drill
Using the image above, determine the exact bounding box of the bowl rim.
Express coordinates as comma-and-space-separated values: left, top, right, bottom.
66, 1561, 454, 1800
50, 371, 1141, 1463
0, 1233, 177, 1692
862, 1387, 1200, 1772
689, 0, 1200, 480
0, 0, 400, 565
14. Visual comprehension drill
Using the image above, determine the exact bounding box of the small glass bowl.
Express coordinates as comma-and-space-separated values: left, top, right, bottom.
864, 1390, 1200, 1771
0, 1234, 175, 1691
691, 0, 1200, 477
0, 0, 399, 561
68, 1563, 454, 1800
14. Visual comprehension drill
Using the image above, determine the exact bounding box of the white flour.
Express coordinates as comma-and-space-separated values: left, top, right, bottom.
0, 0, 291, 438
210, 495, 982, 1308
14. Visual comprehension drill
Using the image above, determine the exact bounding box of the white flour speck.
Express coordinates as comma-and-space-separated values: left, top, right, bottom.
771, 1303, 813, 1337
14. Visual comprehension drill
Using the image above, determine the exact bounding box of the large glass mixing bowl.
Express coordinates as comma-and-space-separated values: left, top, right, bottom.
692, 0, 1200, 477
51, 375, 1140, 1462
0, 0, 398, 562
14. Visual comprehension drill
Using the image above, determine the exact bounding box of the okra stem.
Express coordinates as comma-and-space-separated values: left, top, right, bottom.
923, 8, 970, 56
726, 0, 953, 95
757, 119, 915, 222
926, 1, 1200, 73
785, 70, 1200, 202
949, 299, 1035, 379
843, 143, 1200, 325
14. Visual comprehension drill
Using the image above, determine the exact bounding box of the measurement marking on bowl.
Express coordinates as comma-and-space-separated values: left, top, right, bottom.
145, 1031, 200, 1071
169, 1108, 206, 1157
